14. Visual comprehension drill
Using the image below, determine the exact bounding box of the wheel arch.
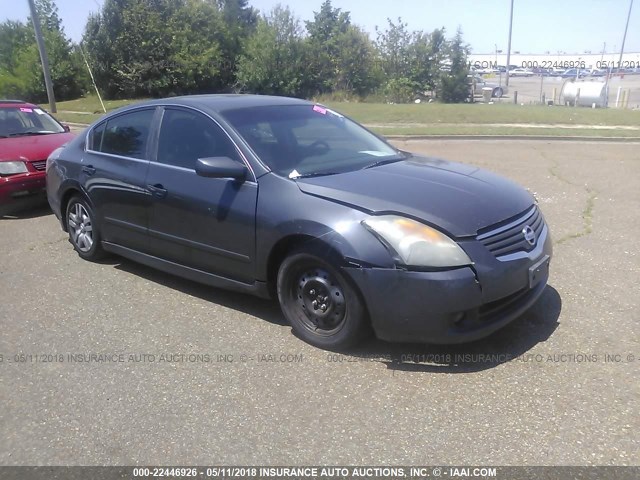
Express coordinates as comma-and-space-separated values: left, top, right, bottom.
266, 234, 348, 298
59, 183, 92, 231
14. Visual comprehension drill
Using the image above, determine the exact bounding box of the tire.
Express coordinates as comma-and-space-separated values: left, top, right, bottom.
493, 87, 503, 98
65, 195, 105, 261
277, 248, 369, 350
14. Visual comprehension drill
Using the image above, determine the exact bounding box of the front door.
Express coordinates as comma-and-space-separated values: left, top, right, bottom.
145, 107, 258, 282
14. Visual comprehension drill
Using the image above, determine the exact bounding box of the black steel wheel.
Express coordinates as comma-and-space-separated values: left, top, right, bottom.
277, 249, 368, 350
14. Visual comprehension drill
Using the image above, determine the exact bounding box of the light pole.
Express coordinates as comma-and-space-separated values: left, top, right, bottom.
618, 0, 634, 69
505, 0, 514, 87
27, 0, 56, 112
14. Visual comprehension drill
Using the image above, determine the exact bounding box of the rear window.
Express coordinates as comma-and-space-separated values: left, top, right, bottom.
88, 122, 105, 151
92, 109, 155, 159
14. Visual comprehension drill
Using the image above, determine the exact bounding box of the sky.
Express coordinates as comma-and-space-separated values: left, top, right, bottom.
1, 0, 638, 55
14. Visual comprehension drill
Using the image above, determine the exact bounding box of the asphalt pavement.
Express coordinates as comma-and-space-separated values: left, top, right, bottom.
0, 139, 638, 465
487, 74, 640, 107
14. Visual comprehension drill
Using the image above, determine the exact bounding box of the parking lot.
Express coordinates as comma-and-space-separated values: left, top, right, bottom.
482, 74, 640, 107
0, 139, 638, 465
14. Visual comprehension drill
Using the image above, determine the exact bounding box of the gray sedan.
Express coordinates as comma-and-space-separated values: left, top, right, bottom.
46, 95, 552, 349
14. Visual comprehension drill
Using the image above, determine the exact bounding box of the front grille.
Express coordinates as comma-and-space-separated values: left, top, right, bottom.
31, 160, 47, 171
477, 206, 545, 258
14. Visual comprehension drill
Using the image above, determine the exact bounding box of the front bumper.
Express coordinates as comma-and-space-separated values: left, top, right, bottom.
0, 173, 47, 215
345, 226, 553, 344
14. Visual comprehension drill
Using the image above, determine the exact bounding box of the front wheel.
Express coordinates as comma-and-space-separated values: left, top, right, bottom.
493, 87, 503, 98
277, 249, 369, 350
66, 196, 105, 261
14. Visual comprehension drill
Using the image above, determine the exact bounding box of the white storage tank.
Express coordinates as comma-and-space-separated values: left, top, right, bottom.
561, 80, 608, 107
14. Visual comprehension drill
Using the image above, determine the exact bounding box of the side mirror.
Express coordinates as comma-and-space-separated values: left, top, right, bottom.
195, 157, 247, 181
63, 124, 71, 132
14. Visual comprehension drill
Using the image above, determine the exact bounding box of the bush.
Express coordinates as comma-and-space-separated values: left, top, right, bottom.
382, 77, 416, 104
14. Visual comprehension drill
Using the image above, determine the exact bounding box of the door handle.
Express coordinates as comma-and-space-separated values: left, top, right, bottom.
147, 184, 168, 198
82, 165, 96, 175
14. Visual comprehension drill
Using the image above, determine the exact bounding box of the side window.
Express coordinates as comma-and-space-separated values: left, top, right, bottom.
88, 122, 105, 151
157, 108, 240, 170
100, 109, 155, 159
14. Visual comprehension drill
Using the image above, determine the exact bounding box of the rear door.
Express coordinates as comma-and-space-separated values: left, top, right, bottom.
84, 108, 157, 253
145, 107, 258, 282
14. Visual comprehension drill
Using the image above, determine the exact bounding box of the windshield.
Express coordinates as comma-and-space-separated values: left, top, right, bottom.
221, 105, 403, 178
0, 106, 65, 138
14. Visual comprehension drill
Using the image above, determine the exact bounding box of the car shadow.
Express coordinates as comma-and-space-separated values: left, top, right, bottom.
103, 255, 561, 373
0, 204, 51, 220
107, 257, 288, 327
351, 285, 562, 373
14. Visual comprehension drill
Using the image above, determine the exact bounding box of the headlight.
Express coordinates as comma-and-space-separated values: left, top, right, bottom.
362, 215, 472, 268
0, 161, 28, 176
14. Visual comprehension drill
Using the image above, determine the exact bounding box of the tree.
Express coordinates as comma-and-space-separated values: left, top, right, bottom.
304, 1, 379, 97
35, 0, 63, 31
330, 25, 381, 96
0, 0, 86, 102
408, 28, 446, 94
235, 6, 309, 97
83, 0, 227, 98
0, 21, 32, 98
169, 1, 225, 94
214, 0, 258, 90
438, 27, 469, 103
375, 19, 449, 102
305, 0, 350, 93
375, 18, 413, 81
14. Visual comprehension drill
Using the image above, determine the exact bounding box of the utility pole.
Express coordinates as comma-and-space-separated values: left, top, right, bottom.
505, 0, 514, 87
618, 0, 634, 69
27, 0, 56, 113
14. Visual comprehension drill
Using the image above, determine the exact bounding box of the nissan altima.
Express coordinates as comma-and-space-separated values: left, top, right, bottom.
46, 95, 552, 349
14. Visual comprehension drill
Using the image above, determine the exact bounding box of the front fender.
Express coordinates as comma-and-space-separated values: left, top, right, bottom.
254, 174, 396, 282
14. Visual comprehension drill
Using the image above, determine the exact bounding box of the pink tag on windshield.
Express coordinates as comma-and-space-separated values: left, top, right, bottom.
20, 107, 33, 113
312, 105, 327, 115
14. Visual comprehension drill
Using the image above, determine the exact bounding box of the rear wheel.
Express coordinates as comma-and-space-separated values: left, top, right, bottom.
66, 196, 105, 261
493, 87, 503, 98
277, 249, 368, 350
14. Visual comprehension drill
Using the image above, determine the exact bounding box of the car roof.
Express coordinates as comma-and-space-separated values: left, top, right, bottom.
111, 94, 313, 117
0, 100, 36, 108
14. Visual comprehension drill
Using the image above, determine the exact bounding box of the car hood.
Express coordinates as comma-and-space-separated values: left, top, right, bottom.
0, 132, 75, 161
296, 156, 535, 237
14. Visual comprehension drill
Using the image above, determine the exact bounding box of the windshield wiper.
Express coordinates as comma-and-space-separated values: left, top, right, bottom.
361, 155, 407, 170
291, 171, 341, 179
8, 131, 56, 137
361, 151, 412, 170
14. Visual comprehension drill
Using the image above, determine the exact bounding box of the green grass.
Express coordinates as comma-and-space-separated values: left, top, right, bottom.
325, 102, 640, 126
51, 96, 640, 140
375, 125, 640, 138
45, 96, 144, 114
54, 112, 104, 124
44, 95, 146, 125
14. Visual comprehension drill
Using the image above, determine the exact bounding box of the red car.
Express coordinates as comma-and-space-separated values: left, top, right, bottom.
1, 100, 75, 216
